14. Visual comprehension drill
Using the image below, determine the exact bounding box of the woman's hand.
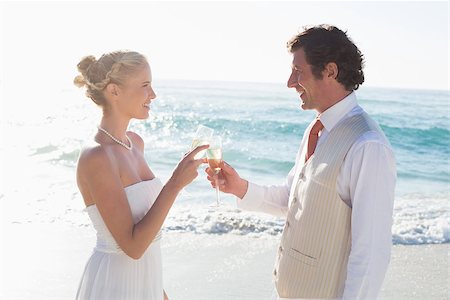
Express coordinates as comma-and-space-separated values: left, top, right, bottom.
168, 144, 209, 190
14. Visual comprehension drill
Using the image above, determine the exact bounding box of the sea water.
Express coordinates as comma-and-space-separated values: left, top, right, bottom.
1, 80, 449, 245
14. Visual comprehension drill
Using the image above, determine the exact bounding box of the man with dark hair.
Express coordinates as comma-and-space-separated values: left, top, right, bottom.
206, 24, 396, 299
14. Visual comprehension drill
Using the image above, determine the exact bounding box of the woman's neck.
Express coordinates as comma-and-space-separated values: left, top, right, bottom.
99, 114, 131, 141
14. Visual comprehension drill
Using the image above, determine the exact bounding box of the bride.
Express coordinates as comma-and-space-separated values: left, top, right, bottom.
73, 50, 207, 300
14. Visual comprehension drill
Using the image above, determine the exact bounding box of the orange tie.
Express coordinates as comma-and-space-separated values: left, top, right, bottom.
306, 118, 324, 161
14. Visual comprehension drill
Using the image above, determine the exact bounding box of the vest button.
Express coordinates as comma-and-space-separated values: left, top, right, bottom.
286, 221, 290, 228
273, 268, 277, 276
278, 245, 283, 253
299, 173, 305, 180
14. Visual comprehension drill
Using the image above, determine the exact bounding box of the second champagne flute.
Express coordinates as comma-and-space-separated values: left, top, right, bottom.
206, 136, 222, 206
191, 125, 214, 159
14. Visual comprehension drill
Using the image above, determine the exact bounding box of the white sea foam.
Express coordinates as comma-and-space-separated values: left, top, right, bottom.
164, 203, 284, 236
164, 192, 450, 245
391, 192, 450, 244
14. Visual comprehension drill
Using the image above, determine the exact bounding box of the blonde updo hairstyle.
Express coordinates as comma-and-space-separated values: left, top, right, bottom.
74, 51, 148, 106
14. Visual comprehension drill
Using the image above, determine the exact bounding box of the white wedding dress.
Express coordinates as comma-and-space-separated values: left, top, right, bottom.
76, 179, 164, 300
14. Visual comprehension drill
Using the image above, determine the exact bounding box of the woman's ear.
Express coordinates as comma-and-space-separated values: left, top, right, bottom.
106, 83, 119, 97
324, 62, 338, 80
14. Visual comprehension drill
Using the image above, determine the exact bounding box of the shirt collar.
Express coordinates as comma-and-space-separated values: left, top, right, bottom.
317, 92, 357, 132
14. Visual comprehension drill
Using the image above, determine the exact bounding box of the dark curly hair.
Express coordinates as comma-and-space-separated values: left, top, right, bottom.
287, 24, 365, 91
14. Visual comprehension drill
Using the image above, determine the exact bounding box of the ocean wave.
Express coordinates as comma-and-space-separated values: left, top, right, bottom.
391, 192, 450, 245
396, 169, 449, 183
382, 125, 450, 150
140, 112, 307, 139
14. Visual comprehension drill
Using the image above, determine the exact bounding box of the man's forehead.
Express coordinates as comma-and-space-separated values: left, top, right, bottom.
292, 49, 306, 65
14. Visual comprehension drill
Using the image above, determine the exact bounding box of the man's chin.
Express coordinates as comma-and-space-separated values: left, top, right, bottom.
299, 95, 308, 108
300, 101, 310, 110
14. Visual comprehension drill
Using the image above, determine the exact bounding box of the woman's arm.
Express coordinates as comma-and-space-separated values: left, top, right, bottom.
78, 144, 208, 259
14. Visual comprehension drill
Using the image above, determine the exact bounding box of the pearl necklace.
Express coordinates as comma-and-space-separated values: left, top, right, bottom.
97, 126, 132, 150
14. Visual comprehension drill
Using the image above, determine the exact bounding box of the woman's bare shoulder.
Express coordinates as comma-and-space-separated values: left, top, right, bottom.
77, 144, 113, 174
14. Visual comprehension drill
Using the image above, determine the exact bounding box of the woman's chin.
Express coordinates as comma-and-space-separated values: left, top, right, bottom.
136, 112, 150, 120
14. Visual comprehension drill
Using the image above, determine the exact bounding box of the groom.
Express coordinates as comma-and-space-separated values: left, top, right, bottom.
206, 25, 396, 299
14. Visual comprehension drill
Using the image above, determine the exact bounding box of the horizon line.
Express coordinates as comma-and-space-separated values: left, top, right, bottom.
153, 78, 450, 93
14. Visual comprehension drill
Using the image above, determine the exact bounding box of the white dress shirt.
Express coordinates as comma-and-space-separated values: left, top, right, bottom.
238, 92, 397, 300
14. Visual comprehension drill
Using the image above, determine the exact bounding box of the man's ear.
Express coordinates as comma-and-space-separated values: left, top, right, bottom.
324, 62, 338, 80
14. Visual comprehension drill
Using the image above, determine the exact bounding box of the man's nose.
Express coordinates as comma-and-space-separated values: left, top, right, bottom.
287, 71, 297, 88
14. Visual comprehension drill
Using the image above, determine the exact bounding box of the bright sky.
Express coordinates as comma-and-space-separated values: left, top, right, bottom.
1, 1, 449, 95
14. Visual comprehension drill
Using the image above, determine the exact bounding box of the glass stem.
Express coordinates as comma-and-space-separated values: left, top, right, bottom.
215, 173, 220, 205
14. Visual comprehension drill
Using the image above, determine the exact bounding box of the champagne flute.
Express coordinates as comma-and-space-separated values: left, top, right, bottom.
191, 125, 214, 159
206, 136, 223, 206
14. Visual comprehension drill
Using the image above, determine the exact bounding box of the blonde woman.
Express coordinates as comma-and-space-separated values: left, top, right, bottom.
74, 51, 207, 300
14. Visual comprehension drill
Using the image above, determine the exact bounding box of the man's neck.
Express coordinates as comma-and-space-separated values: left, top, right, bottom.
318, 89, 353, 114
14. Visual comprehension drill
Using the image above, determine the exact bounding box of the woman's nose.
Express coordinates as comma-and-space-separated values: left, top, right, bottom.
149, 87, 156, 99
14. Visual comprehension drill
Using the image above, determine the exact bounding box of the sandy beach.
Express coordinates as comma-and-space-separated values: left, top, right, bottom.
1, 221, 448, 300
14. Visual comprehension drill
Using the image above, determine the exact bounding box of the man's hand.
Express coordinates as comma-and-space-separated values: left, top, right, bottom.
205, 161, 248, 199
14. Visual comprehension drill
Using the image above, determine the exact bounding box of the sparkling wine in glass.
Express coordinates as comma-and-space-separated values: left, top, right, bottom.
191, 125, 214, 159
206, 136, 223, 206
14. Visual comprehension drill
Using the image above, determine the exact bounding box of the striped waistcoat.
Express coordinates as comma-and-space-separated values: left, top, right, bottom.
274, 112, 383, 298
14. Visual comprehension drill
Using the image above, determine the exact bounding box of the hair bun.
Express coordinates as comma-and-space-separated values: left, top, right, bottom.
74, 55, 96, 88
77, 55, 96, 76
73, 75, 86, 88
